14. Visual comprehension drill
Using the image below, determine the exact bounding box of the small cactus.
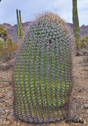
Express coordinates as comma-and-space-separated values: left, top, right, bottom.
13, 12, 75, 124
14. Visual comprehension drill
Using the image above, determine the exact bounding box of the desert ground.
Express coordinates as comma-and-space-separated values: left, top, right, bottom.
0, 54, 88, 126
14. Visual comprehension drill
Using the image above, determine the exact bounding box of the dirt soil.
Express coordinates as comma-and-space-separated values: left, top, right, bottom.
0, 56, 88, 126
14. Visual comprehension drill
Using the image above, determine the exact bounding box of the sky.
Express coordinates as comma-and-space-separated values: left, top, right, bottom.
0, 0, 88, 26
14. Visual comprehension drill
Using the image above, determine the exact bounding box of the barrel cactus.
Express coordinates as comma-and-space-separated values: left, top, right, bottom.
13, 12, 75, 124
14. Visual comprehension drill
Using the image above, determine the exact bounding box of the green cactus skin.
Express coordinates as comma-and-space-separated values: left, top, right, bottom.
72, 0, 80, 49
13, 12, 74, 124
19, 10, 23, 38
16, 9, 23, 39
16, 9, 20, 39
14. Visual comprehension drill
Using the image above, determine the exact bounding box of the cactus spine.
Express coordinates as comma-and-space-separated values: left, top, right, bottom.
72, 0, 80, 50
13, 12, 75, 124
16, 9, 23, 39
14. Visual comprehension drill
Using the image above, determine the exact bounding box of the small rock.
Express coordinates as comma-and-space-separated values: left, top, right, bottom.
84, 104, 88, 109
0, 108, 4, 115
0, 61, 3, 66
78, 118, 84, 123
84, 119, 87, 124
0, 93, 4, 98
7, 114, 15, 121
5, 120, 12, 125
0, 116, 6, 123
7, 111, 11, 116
48, 123, 56, 126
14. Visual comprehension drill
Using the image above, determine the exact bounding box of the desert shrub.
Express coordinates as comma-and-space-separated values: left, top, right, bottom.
80, 35, 88, 48
0, 25, 18, 62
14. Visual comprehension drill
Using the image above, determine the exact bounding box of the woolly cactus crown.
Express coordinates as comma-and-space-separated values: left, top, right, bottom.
13, 12, 75, 124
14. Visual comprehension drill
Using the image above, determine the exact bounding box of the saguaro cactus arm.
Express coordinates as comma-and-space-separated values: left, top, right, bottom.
72, 0, 80, 50
19, 10, 23, 38
16, 9, 20, 39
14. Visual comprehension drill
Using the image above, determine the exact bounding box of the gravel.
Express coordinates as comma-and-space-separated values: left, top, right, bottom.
0, 56, 88, 126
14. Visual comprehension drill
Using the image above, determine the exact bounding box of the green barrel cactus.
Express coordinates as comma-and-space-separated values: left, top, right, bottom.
13, 12, 75, 124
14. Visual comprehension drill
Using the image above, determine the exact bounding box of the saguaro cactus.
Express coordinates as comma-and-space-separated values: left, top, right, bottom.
72, 0, 80, 50
16, 9, 20, 39
16, 9, 23, 39
19, 10, 23, 38
13, 12, 75, 124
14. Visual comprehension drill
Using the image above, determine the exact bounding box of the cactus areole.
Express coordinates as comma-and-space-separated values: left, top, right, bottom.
13, 12, 75, 124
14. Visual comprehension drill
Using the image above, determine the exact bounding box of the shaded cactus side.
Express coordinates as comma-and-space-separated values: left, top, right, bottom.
13, 12, 75, 124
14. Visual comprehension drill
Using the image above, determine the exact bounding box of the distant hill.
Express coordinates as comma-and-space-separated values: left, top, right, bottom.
3, 22, 31, 42
79, 25, 88, 37
1, 22, 88, 42
68, 23, 88, 38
